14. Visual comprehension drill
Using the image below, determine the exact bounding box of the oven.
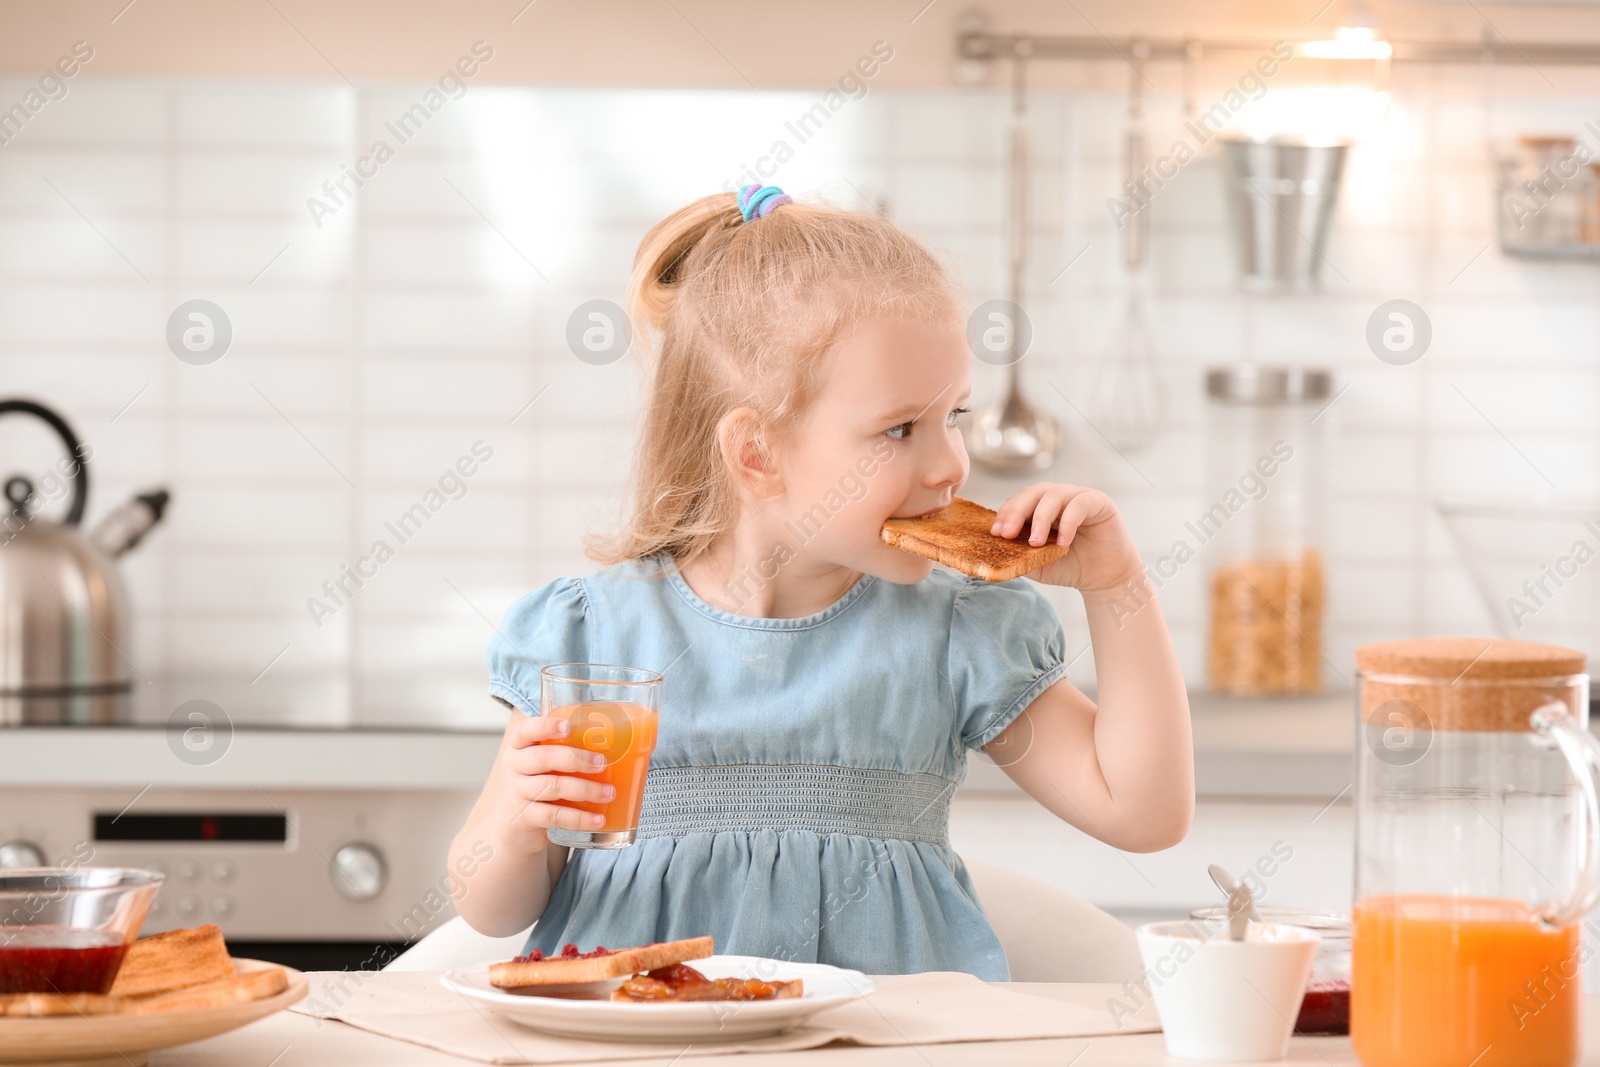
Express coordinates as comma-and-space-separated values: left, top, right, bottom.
0, 726, 501, 971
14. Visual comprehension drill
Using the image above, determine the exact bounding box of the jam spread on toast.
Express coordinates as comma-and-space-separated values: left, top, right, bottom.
510, 943, 619, 963
615, 962, 798, 1002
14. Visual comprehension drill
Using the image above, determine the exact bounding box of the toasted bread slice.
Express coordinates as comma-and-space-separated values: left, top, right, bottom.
881, 497, 1068, 582
610, 976, 804, 1002
109, 923, 235, 999
125, 966, 288, 1014
0, 991, 121, 1017
489, 937, 714, 988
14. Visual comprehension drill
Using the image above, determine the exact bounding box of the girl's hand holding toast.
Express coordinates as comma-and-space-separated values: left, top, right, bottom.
990, 483, 1144, 593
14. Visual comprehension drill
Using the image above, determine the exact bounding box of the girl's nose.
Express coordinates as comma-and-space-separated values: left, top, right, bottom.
925, 427, 968, 489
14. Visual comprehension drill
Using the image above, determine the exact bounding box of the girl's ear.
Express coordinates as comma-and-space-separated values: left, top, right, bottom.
715, 408, 783, 498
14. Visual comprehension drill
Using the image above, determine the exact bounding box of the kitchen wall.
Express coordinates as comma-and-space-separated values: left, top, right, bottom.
1, 65, 1596, 726
9, 0, 1600, 87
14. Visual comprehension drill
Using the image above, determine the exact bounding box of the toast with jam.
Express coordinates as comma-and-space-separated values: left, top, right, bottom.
488, 936, 714, 988
612, 962, 803, 1002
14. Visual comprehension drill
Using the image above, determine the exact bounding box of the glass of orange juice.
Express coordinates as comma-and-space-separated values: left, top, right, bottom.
538, 663, 661, 849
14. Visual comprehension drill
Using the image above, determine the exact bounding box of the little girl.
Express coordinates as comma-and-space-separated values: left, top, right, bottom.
449, 184, 1193, 980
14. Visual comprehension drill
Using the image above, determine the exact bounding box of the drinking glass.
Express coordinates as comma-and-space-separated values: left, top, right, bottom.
539, 663, 661, 849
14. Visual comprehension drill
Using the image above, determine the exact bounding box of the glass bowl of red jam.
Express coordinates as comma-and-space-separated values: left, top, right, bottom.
0, 867, 164, 994
1188, 906, 1350, 1035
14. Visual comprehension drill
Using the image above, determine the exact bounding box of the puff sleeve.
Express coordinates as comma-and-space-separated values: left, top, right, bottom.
948, 577, 1070, 750
485, 576, 591, 715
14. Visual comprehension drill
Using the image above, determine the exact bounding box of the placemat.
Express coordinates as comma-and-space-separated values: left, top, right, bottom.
287, 970, 1160, 1064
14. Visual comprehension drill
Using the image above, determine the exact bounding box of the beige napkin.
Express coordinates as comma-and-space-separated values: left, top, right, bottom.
288, 970, 1160, 1065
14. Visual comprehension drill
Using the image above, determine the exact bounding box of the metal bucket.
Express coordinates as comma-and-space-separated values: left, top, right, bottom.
1221, 137, 1350, 292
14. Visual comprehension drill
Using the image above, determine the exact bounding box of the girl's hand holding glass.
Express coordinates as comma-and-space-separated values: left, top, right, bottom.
488, 714, 617, 853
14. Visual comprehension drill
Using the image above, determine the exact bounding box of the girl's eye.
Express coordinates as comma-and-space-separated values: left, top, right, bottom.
887, 407, 970, 440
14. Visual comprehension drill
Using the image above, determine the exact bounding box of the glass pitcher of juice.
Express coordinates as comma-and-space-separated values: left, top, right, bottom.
1353, 638, 1600, 1067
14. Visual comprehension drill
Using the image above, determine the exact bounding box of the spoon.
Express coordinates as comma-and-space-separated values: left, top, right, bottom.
1208, 863, 1263, 941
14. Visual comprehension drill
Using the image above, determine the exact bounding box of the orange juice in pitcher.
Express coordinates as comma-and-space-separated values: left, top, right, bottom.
1352, 639, 1600, 1067
1352, 894, 1582, 1067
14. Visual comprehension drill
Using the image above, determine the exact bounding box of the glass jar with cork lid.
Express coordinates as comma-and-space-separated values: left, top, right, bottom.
1352, 637, 1600, 1067
1203, 366, 1331, 696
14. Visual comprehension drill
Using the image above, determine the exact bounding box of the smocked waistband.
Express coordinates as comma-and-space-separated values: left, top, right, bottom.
634, 764, 955, 846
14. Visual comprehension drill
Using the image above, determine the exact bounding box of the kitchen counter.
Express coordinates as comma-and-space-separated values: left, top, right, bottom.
0, 689, 1356, 799
952, 691, 1359, 920
158, 985, 1600, 1064
0, 726, 501, 790
964, 689, 1354, 799
0, 709, 1359, 954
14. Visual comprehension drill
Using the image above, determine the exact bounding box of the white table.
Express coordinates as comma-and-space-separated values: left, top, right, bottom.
156, 986, 1600, 1065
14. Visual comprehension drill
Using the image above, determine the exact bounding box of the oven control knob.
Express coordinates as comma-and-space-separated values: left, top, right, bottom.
330, 843, 385, 901
0, 842, 44, 868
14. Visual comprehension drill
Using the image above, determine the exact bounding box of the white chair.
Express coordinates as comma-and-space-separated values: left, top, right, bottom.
386, 915, 533, 972
386, 858, 1142, 983
963, 858, 1143, 983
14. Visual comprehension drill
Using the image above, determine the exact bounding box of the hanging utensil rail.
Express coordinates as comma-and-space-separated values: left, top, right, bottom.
958, 30, 1600, 67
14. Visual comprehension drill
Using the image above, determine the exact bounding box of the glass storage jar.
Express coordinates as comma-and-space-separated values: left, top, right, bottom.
1188, 906, 1350, 1034
1352, 637, 1600, 1067
1203, 366, 1331, 696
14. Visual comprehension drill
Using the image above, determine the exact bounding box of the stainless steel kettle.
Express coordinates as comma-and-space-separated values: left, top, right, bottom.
0, 400, 168, 724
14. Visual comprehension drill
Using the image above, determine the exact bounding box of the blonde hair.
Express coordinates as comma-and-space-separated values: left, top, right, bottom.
586, 191, 964, 569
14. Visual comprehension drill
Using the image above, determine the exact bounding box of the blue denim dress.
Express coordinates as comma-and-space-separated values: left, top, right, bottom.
485, 554, 1068, 979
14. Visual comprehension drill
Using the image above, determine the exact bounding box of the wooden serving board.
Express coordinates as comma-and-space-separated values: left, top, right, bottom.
0, 959, 307, 1067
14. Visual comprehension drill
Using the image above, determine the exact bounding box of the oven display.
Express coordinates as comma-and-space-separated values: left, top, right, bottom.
92, 813, 288, 842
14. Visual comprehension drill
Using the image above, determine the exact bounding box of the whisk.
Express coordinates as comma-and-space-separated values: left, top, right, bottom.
1087, 45, 1166, 454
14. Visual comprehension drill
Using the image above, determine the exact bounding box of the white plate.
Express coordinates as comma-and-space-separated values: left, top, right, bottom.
441, 954, 875, 1043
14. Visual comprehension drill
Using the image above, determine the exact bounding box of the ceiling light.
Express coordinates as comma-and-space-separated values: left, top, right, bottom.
1298, 27, 1394, 61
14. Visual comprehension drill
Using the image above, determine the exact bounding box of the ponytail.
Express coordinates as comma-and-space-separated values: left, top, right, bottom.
624, 193, 743, 359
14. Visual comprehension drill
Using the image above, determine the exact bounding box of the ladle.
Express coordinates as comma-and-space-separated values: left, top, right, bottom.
967, 50, 1058, 475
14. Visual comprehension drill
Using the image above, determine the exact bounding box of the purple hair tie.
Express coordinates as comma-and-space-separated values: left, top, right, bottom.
738, 183, 792, 222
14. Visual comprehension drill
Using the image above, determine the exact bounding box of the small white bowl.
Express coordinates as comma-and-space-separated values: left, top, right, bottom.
1135, 918, 1320, 1061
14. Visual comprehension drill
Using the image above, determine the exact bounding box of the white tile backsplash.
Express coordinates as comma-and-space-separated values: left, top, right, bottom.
170, 551, 340, 612
169, 486, 351, 550
0, 285, 166, 342
171, 353, 353, 416
12, 82, 170, 145
177, 86, 356, 149
1431, 299, 1600, 365
2, 80, 1596, 726
175, 222, 349, 283
1426, 369, 1599, 431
